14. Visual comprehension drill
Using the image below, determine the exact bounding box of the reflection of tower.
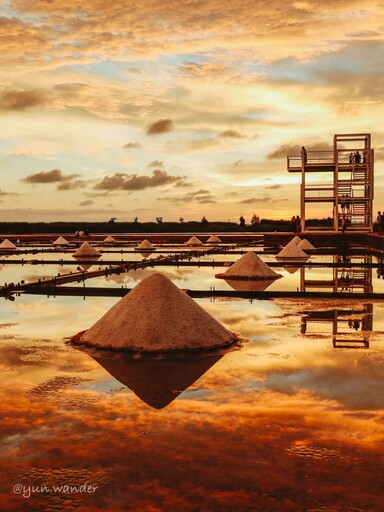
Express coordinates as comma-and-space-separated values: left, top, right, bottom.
300, 255, 372, 294
82, 350, 226, 409
301, 305, 373, 349
300, 255, 373, 348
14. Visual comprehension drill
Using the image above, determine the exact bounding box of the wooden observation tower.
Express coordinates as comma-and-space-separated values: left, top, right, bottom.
287, 133, 374, 232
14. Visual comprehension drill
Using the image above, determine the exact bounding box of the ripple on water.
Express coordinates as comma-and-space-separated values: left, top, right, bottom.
286, 440, 358, 464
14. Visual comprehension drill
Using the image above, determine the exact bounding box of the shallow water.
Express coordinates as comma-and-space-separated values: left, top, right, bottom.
1, 246, 384, 511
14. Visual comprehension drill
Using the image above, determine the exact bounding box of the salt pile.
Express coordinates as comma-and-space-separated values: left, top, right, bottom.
276, 241, 308, 260
207, 235, 222, 243
216, 251, 282, 280
298, 239, 316, 251
53, 236, 69, 246
0, 239, 17, 250
76, 273, 237, 351
291, 236, 302, 244
136, 239, 155, 251
185, 236, 203, 246
73, 242, 101, 257
104, 235, 116, 243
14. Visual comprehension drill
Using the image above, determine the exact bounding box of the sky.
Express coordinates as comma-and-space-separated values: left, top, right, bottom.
1, 0, 384, 223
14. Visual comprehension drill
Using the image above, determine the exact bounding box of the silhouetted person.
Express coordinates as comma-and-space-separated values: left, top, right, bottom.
355, 150, 361, 163
295, 215, 301, 233
239, 216, 245, 227
301, 146, 307, 165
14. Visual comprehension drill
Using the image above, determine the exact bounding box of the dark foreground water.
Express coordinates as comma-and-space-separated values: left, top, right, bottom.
0, 248, 384, 511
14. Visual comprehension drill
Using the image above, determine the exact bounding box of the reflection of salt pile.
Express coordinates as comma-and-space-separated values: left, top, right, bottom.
291, 236, 302, 244
224, 278, 277, 292
73, 242, 101, 257
104, 235, 116, 243
185, 236, 203, 246
284, 265, 300, 274
53, 236, 69, 246
0, 239, 17, 250
136, 239, 155, 251
77, 273, 237, 350
216, 251, 282, 280
276, 241, 308, 260
89, 351, 224, 409
207, 235, 222, 243
298, 239, 316, 251
74, 257, 100, 271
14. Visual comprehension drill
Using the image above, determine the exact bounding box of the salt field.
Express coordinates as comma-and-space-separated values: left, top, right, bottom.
1, 236, 384, 511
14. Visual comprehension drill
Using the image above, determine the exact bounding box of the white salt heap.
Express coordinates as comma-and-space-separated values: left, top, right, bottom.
291, 236, 302, 244
53, 236, 69, 246
0, 238, 17, 250
276, 241, 308, 260
78, 273, 237, 351
298, 239, 316, 251
217, 251, 281, 280
136, 239, 155, 250
73, 241, 101, 257
104, 235, 116, 243
207, 235, 222, 243
185, 236, 203, 246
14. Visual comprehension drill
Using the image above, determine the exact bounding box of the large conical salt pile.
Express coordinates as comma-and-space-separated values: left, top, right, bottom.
216, 251, 282, 280
104, 235, 116, 243
298, 239, 316, 251
53, 236, 69, 246
75, 273, 237, 351
276, 241, 308, 260
73, 241, 101, 257
185, 236, 203, 246
0, 239, 17, 250
291, 236, 302, 244
136, 239, 155, 250
207, 235, 222, 243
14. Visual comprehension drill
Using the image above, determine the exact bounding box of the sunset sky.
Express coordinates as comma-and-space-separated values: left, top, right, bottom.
1, 0, 384, 222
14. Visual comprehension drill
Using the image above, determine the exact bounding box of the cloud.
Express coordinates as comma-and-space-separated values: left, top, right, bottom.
22, 169, 67, 184
21, 169, 86, 190
94, 170, 185, 191
0, 189, 14, 196
123, 142, 142, 149
148, 160, 163, 168
79, 200, 94, 206
0, 89, 44, 111
239, 197, 271, 204
218, 130, 245, 138
146, 118, 173, 135
265, 184, 282, 190
268, 141, 333, 159
158, 189, 216, 204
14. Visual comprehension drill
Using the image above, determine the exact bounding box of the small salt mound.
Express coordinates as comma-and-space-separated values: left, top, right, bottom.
207, 235, 222, 243
298, 239, 316, 251
136, 239, 155, 250
0, 238, 17, 250
276, 241, 308, 260
104, 235, 116, 243
217, 251, 281, 280
73, 242, 101, 257
53, 236, 69, 246
291, 236, 302, 244
224, 278, 277, 292
185, 236, 203, 246
77, 273, 237, 351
